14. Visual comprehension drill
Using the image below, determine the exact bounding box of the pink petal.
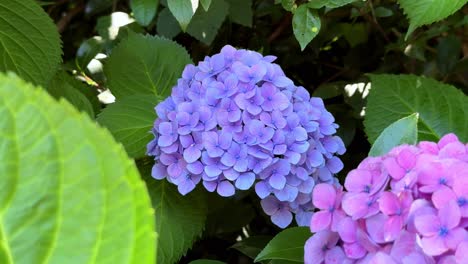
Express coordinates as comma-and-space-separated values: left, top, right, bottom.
304, 236, 324, 264
432, 187, 457, 209
343, 242, 366, 259
438, 133, 459, 148
379, 191, 400, 216
312, 183, 336, 209
397, 148, 416, 170
384, 157, 406, 180
370, 252, 397, 264
439, 201, 461, 229
455, 241, 468, 264
390, 230, 417, 260
420, 236, 448, 256
384, 216, 402, 242
414, 214, 439, 236
338, 217, 357, 243
330, 210, 346, 232
325, 246, 346, 263
366, 213, 387, 244
344, 169, 372, 193
310, 211, 331, 232
445, 227, 467, 250
342, 193, 370, 219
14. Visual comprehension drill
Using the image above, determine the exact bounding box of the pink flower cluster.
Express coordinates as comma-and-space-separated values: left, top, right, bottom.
305, 133, 468, 264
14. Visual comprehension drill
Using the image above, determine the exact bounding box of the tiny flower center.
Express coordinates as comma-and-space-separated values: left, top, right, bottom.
363, 185, 371, 193
457, 197, 467, 207
438, 226, 449, 237
328, 206, 335, 213
438, 177, 447, 185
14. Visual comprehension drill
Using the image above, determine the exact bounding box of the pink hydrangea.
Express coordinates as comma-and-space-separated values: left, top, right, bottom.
304, 133, 468, 264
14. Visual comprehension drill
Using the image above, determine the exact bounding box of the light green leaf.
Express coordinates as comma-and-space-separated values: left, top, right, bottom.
97, 94, 161, 158
369, 113, 419, 156
231, 236, 273, 260
186, 0, 229, 45
167, 0, 199, 31
157, 8, 182, 38
131, 0, 160, 26
225, 0, 253, 27
46, 71, 98, 118
398, 0, 468, 38
281, 0, 297, 12
307, 0, 357, 9
0, 0, 61, 86
254, 227, 310, 263
105, 34, 192, 99
0, 72, 155, 264
292, 5, 321, 51
200, 0, 212, 11
141, 168, 207, 264
190, 260, 225, 264
75, 37, 103, 72
364, 74, 468, 143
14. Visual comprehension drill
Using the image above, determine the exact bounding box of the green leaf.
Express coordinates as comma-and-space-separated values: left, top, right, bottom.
142, 168, 207, 264
364, 74, 468, 143
292, 5, 321, 51
281, 0, 297, 12
76, 37, 104, 72
398, 0, 468, 38
231, 236, 273, 259
97, 94, 161, 158
131, 0, 160, 26
369, 113, 419, 156
186, 0, 229, 45
167, 0, 199, 31
436, 35, 462, 75
374, 6, 393, 17
46, 71, 98, 118
0, 0, 61, 86
225, 0, 253, 27
200, 0, 212, 11
337, 23, 368, 47
254, 227, 310, 263
157, 8, 183, 39
105, 34, 192, 99
190, 260, 225, 264
0, 72, 155, 264
307, 0, 357, 9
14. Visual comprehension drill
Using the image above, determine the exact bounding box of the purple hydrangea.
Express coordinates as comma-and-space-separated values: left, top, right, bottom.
305, 133, 468, 263
147, 45, 345, 228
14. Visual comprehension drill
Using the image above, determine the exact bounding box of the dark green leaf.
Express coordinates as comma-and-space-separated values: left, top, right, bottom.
232, 236, 273, 259
186, 0, 229, 45
369, 113, 419, 156
104, 34, 192, 99
131, 0, 160, 26
97, 94, 161, 158
312, 82, 344, 99
398, 0, 468, 38
75, 37, 103, 72
364, 74, 468, 143
0, 72, 155, 263
167, 0, 199, 31
436, 35, 462, 75
307, 0, 356, 9
374, 6, 393, 17
254, 227, 310, 262
225, 0, 253, 27
292, 5, 321, 51
337, 23, 368, 47
141, 167, 207, 264
157, 8, 183, 38
0, 0, 61, 85
200, 0, 212, 11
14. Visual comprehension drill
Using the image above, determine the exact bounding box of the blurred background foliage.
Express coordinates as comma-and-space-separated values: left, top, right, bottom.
40, 0, 467, 262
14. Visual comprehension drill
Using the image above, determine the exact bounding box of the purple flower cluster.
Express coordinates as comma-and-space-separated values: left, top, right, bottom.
305, 133, 468, 263
147, 45, 345, 228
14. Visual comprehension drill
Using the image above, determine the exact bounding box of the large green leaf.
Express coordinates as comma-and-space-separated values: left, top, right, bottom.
157, 8, 182, 39
167, 0, 199, 31
369, 113, 419, 156
141, 166, 207, 264
97, 94, 161, 158
131, 0, 160, 26
292, 5, 321, 51
186, 0, 229, 45
364, 74, 468, 143
398, 0, 468, 38
0, 73, 155, 264
307, 0, 357, 9
104, 34, 192, 99
0, 0, 61, 85
254, 227, 310, 263
225, 0, 253, 27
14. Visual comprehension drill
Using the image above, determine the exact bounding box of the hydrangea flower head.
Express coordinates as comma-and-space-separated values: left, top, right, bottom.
305, 133, 468, 263
147, 45, 345, 228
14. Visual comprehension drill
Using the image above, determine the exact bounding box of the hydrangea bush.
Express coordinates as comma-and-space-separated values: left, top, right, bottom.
305, 133, 468, 263
147, 45, 346, 228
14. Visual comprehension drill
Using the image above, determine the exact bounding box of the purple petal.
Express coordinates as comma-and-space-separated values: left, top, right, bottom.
271, 209, 292, 228
342, 193, 371, 219
204, 164, 222, 177
312, 183, 336, 209
310, 211, 331, 232
217, 181, 235, 197
260, 196, 279, 215
414, 214, 439, 236
187, 161, 203, 174
379, 191, 400, 216
151, 164, 167, 180
203, 180, 217, 192
269, 173, 286, 190
342, 242, 366, 260
178, 178, 196, 195
183, 146, 201, 163
439, 200, 461, 229
420, 236, 448, 256
255, 181, 271, 198
273, 76, 293, 87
